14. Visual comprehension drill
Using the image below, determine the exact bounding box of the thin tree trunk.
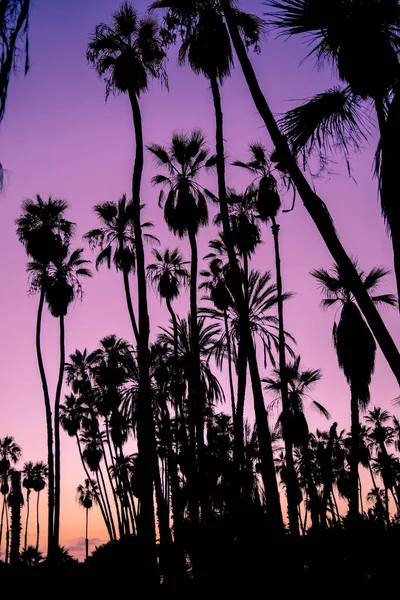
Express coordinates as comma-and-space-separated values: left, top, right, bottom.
96, 468, 116, 541
220, 0, 400, 386
128, 89, 157, 580
24, 488, 30, 551
271, 218, 300, 536
123, 267, 139, 342
321, 423, 337, 527
349, 386, 360, 522
302, 441, 320, 530
85, 507, 89, 561
5, 504, 9, 564
9, 471, 22, 567
36, 285, 54, 559
359, 474, 364, 514
36, 491, 40, 551
53, 313, 65, 550
223, 308, 236, 420
105, 419, 127, 536
100, 433, 123, 538
0, 495, 5, 551
234, 339, 247, 472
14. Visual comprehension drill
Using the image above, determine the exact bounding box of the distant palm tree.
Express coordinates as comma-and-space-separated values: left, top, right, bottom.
44, 244, 92, 550
312, 262, 396, 521
84, 195, 158, 342
0, 437, 21, 560
15, 195, 74, 557
22, 461, 35, 551
76, 479, 98, 561
87, 4, 167, 562
31, 462, 47, 552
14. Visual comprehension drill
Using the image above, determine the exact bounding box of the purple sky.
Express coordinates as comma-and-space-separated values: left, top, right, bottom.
1, 0, 399, 559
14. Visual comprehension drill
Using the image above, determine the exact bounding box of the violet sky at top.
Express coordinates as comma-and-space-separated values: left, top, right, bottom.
0, 0, 399, 556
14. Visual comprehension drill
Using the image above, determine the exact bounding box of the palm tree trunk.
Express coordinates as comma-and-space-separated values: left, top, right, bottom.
247, 338, 284, 534
0, 495, 5, 552
271, 218, 300, 536
188, 228, 209, 521
349, 386, 360, 522
36, 285, 54, 558
358, 474, 364, 514
24, 488, 30, 551
85, 507, 89, 561
100, 432, 123, 538
5, 504, 9, 564
9, 471, 22, 567
223, 309, 236, 420
96, 468, 116, 541
36, 491, 40, 551
220, 0, 400, 386
301, 441, 320, 530
234, 338, 247, 470
321, 423, 336, 527
53, 313, 65, 550
123, 267, 139, 342
128, 89, 157, 578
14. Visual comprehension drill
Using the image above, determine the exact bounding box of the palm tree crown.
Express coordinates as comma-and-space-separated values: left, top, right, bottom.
147, 247, 189, 302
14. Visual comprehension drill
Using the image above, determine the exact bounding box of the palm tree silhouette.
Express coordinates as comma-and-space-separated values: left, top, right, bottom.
22, 461, 35, 551
15, 195, 74, 558
0, 437, 21, 561
312, 262, 396, 521
87, 5, 167, 565
43, 244, 92, 550
31, 462, 47, 552
76, 479, 98, 561
84, 195, 158, 342
267, 0, 400, 308
216, 0, 400, 387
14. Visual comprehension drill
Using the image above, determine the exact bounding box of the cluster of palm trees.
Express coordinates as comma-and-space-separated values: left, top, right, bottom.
0, 436, 47, 565
2, 0, 400, 581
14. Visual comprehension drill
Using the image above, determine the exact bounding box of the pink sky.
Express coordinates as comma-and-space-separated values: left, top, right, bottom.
1, 0, 399, 559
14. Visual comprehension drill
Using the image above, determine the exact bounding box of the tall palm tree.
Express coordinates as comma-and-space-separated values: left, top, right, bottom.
44, 244, 92, 550
22, 461, 35, 551
215, 0, 400, 387
232, 142, 301, 535
148, 129, 213, 520
266, 0, 400, 308
31, 462, 47, 552
87, 4, 167, 566
312, 262, 396, 521
0, 437, 21, 559
76, 479, 98, 561
15, 195, 74, 557
84, 195, 157, 342
264, 356, 329, 529
8, 469, 23, 567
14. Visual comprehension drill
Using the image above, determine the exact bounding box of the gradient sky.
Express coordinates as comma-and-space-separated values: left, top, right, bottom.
1, 0, 399, 560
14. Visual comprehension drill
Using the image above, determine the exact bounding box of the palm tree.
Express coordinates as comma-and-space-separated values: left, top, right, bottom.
0, 437, 21, 560
0, 0, 30, 125
31, 462, 47, 552
148, 129, 214, 520
87, 4, 167, 565
22, 461, 35, 551
76, 479, 98, 561
266, 0, 400, 308
216, 0, 400, 387
264, 356, 328, 529
233, 142, 301, 535
312, 262, 396, 521
8, 469, 23, 566
84, 195, 157, 342
15, 195, 74, 557
44, 244, 92, 550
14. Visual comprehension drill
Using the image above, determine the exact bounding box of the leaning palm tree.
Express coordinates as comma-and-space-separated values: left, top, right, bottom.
214, 0, 400, 387
15, 195, 74, 557
148, 129, 214, 520
87, 4, 167, 565
311, 262, 396, 521
84, 195, 157, 342
266, 0, 400, 308
44, 244, 92, 550
76, 479, 98, 561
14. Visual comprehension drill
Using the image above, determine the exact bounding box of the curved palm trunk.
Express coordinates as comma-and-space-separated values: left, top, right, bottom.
24, 488, 30, 551
349, 386, 360, 522
128, 89, 157, 577
271, 218, 300, 536
220, 0, 400, 386
123, 267, 139, 342
209, 72, 282, 527
36, 285, 54, 558
53, 313, 65, 550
